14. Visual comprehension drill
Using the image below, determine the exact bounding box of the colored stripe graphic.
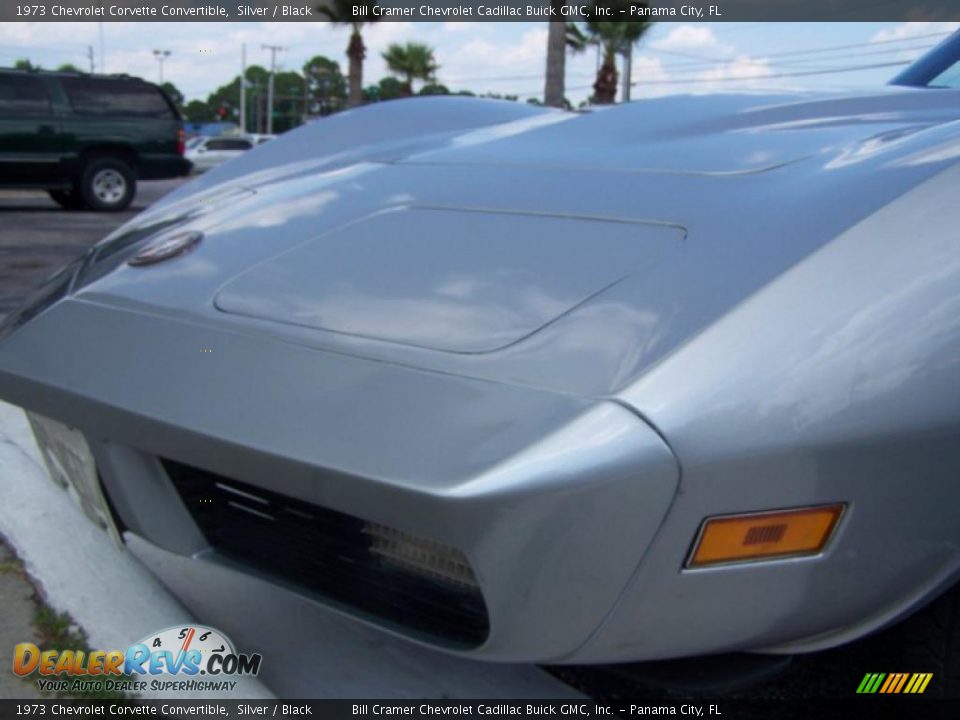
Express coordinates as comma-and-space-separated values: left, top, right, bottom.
892, 673, 910, 693
906, 673, 933, 694
856, 673, 886, 693
857, 672, 933, 694
879, 674, 897, 693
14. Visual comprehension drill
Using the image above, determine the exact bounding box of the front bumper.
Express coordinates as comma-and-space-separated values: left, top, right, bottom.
0, 299, 679, 662
9, 298, 960, 664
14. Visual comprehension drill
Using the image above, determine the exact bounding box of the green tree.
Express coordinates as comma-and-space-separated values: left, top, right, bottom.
240, 65, 271, 131
183, 99, 214, 122
202, 66, 268, 130
56, 63, 82, 72
480, 92, 519, 102
364, 76, 406, 102
582, 2, 652, 104
14, 59, 39, 71
418, 82, 449, 96
316, 0, 380, 108
204, 66, 310, 132
160, 81, 185, 111
381, 42, 439, 96
270, 70, 309, 132
303, 55, 347, 115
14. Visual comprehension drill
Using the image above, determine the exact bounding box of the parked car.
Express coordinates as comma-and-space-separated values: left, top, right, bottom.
184, 135, 254, 173
0, 68, 189, 211
246, 133, 277, 145
3, 32, 960, 691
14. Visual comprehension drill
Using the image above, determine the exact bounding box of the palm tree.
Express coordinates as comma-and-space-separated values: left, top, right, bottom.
584, 1, 652, 104
381, 42, 439, 97
316, 0, 380, 108
544, 18, 589, 108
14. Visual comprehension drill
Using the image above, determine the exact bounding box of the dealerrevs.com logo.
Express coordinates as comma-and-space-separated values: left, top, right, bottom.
12, 625, 262, 694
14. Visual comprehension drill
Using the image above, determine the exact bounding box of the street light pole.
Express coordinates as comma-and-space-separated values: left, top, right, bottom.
153, 49, 171, 84
240, 43, 247, 134
98, 22, 105, 73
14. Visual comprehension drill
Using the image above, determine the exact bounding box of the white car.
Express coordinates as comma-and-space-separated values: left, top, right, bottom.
184, 135, 254, 173
246, 133, 277, 146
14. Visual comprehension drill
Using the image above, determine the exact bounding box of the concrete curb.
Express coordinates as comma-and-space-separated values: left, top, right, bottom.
0, 401, 273, 699
0, 400, 582, 699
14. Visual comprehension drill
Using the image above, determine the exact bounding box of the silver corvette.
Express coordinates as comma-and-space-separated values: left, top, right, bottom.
2, 33, 960, 673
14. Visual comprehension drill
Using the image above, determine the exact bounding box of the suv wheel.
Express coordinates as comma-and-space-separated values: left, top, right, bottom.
47, 190, 87, 211
79, 157, 136, 212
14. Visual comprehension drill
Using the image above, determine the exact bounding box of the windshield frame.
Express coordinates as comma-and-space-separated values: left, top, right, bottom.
889, 30, 960, 88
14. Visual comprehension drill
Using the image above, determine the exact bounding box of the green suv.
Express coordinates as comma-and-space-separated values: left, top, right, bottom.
0, 69, 190, 211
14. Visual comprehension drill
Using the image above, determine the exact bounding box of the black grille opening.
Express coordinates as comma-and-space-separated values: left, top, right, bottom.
163, 459, 489, 648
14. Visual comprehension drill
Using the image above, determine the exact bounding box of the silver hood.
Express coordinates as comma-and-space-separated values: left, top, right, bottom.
43, 89, 960, 396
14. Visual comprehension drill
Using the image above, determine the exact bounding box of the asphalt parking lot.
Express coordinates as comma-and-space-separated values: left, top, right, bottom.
0, 181, 942, 702
0, 180, 185, 320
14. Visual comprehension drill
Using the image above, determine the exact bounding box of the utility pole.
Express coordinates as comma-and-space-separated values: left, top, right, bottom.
621, 44, 632, 103
302, 73, 308, 123
153, 49, 171, 84
98, 22, 105, 73
86, 46, 94, 73
240, 43, 247, 134
262, 44, 285, 135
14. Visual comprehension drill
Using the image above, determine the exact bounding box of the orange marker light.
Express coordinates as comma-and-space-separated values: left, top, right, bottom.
687, 505, 845, 567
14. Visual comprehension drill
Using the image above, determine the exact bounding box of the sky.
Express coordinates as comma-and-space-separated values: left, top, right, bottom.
1, 20, 958, 106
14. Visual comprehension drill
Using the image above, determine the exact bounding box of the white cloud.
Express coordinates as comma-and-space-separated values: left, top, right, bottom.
696, 55, 774, 84
626, 53, 778, 99
652, 25, 732, 56
871, 21, 959, 43
626, 55, 671, 98
437, 27, 547, 88
442, 21, 486, 33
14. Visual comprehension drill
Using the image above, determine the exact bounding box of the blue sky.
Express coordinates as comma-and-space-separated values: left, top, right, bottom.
1, 21, 957, 105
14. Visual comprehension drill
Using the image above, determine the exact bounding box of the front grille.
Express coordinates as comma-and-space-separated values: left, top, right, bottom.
163, 460, 489, 647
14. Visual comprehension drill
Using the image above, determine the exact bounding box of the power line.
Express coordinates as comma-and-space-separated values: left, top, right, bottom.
628, 59, 912, 87
443, 45, 929, 87
516, 56, 917, 96
642, 46, 728, 63
635, 41, 937, 76
643, 32, 951, 73
444, 32, 948, 86
747, 29, 952, 59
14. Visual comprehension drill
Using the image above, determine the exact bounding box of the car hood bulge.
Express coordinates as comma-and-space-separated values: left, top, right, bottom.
213, 207, 682, 353
60, 88, 960, 396
393, 87, 960, 174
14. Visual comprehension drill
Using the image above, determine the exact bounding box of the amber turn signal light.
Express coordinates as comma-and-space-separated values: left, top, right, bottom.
687, 504, 845, 568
